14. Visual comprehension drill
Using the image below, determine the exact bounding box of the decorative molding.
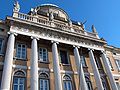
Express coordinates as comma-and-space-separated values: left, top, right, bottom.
12, 64, 27, 69
10, 26, 104, 51
113, 74, 120, 77
61, 70, 73, 74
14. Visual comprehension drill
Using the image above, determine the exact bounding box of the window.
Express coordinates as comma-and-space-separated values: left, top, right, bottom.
0, 39, 3, 54
39, 48, 48, 62
16, 44, 26, 59
85, 76, 93, 90
107, 57, 113, 70
60, 50, 69, 64
39, 73, 49, 90
80, 55, 87, 67
115, 59, 120, 71
95, 56, 101, 69
13, 71, 25, 90
63, 75, 72, 90
116, 82, 120, 90
101, 78, 107, 90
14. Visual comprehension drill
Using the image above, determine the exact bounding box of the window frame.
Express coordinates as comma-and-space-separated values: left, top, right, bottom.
39, 72, 50, 90
13, 77, 25, 90
85, 76, 93, 90
59, 49, 70, 65
80, 55, 87, 67
115, 59, 120, 71
63, 75, 72, 90
39, 78, 49, 90
16, 43, 27, 60
95, 56, 102, 69
13, 71, 26, 90
38, 47, 48, 63
107, 57, 113, 70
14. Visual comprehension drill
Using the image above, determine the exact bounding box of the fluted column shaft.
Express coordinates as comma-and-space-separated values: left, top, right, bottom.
52, 42, 62, 90
1, 33, 15, 90
89, 49, 104, 90
30, 38, 38, 90
101, 51, 118, 90
74, 46, 88, 90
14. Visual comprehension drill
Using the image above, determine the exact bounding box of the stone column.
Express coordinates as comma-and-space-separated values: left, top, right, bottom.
52, 41, 62, 90
30, 37, 39, 90
88, 49, 104, 90
1, 32, 16, 90
101, 51, 118, 90
73, 46, 88, 90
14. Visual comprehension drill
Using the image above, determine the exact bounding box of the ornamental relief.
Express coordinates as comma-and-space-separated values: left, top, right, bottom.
11, 26, 103, 49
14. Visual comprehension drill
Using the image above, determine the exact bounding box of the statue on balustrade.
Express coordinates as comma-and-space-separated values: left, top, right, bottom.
13, 0, 20, 12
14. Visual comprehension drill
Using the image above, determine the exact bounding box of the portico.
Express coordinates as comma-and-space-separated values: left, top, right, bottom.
0, 3, 118, 90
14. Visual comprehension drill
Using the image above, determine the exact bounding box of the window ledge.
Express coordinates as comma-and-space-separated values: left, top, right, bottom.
14, 57, 27, 61
38, 61, 50, 64
60, 63, 70, 66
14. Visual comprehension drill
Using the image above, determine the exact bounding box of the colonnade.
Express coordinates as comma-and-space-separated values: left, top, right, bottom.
0, 33, 118, 90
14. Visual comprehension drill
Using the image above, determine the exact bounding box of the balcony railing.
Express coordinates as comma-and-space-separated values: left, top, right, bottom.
14, 12, 98, 38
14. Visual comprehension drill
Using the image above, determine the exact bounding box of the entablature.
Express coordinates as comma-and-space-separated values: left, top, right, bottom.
8, 23, 105, 51
6, 16, 106, 43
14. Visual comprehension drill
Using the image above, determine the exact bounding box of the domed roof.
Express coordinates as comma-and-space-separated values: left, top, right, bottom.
40, 4, 59, 7
32, 4, 69, 21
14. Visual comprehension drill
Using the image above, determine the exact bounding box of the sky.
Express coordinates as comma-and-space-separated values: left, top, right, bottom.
0, 0, 120, 48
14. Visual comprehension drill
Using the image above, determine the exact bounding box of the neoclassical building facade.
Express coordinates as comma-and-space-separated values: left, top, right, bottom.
0, 2, 120, 90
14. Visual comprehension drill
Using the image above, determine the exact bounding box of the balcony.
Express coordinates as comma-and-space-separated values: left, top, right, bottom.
13, 12, 99, 39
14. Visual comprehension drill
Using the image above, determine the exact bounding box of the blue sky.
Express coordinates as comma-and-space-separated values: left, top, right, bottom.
0, 0, 120, 47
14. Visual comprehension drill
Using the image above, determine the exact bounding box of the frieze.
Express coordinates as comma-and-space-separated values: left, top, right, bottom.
10, 26, 104, 50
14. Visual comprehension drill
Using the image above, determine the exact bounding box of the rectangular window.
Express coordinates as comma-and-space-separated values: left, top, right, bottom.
39, 48, 48, 62
63, 81, 72, 90
0, 39, 3, 54
107, 57, 113, 70
95, 56, 101, 69
115, 59, 120, 71
13, 77, 25, 90
16, 44, 26, 59
80, 55, 87, 67
40, 79, 49, 90
60, 50, 69, 64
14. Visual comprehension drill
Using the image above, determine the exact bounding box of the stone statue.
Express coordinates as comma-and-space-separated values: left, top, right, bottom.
92, 25, 97, 33
68, 19, 72, 27
49, 11, 54, 21
31, 8, 37, 15
13, 0, 20, 12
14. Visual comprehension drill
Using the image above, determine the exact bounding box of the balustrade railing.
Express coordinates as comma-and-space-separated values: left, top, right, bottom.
15, 12, 98, 38
18, 13, 33, 21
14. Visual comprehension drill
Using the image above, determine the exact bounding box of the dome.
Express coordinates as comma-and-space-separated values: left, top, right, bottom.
31, 4, 69, 21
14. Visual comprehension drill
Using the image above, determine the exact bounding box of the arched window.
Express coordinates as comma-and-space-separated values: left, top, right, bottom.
39, 72, 49, 90
63, 75, 72, 90
101, 78, 107, 90
13, 70, 26, 90
85, 76, 93, 90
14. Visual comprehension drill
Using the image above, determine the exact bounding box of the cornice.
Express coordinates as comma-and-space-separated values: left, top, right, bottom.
9, 25, 104, 51
6, 16, 106, 44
